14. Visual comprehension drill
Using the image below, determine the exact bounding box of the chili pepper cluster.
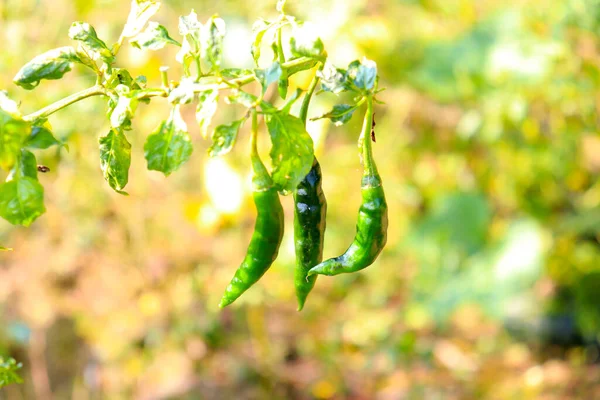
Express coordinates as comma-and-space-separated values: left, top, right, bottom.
219, 95, 388, 310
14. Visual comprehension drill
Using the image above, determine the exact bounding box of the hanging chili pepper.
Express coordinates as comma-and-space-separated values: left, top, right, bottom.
307, 95, 387, 277
293, 70, 327, 310
219, 110, 285, 307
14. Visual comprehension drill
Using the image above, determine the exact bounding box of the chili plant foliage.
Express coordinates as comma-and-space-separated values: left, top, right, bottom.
0, 357, 22, 388
1, 0, 387, 308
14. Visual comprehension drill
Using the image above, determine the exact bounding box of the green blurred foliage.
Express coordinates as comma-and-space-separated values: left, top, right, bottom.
1, 0, 600, 398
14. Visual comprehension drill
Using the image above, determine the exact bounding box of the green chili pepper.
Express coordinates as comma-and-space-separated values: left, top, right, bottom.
219, 110, 285, 308
307, 95, 387, 277
293, 69, 327, 310
293, 157, 327, 310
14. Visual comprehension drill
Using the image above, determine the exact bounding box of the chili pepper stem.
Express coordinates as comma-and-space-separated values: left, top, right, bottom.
250, 109, 273, 190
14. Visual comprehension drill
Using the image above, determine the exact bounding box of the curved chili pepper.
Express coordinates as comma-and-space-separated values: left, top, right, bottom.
307, 95, 387, 276
293, 157, 327, 310
219, 111, 285, 308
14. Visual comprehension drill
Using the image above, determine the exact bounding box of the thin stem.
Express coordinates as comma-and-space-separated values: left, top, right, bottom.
23, 86, 110, 122
195, 57, 203, 81
277, 28, 285, 65
159, 66, 170, 90
361, 95, 378, 178
251, 108, 259, 157
22, 57, 317, 123
299, 62, 322, 125
250, 108, 271, 189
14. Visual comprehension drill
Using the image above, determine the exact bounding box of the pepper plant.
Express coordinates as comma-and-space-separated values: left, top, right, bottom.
0, 0, 386, 308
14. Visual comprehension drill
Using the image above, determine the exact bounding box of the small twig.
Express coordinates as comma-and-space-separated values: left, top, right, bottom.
23, 85, 110, 122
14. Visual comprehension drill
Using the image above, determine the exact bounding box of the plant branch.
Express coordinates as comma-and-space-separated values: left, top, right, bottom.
23, 85, 110, 122
299, 62, 322, 125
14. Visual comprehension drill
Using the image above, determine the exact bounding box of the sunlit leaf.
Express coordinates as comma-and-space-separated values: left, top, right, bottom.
121, 0, 161, 38
0, 177, 45, 226
0, 97, 30, 170
13, 47, 81, 90
208, 118, 245, 157
264, 110, 314, 194
312, 104, 356, 126
130, 22, 180, 50
24, 125, 62, 150
144, 106, 193, 175
251, 19, 272, 66
317, 62, 348, 94
347, 57, 377, 92
202, 15, 226, 71
0, 357, 22, 388
109, 86, 138, 129
176, 10, 202, 73
8, 150, 38, 180
196, 90, 219, 138
290, 22, 325, 61
69, 22, 114, 64
168, 77, 199, 105
254, 61, 282, 94
99, 129, 131, 193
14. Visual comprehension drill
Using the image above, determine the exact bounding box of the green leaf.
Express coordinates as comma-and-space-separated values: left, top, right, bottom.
13, 47, 80, 90
221, 68, 253, 79
264, 111, 314, 194
255, 61, 282, 94
278, 72, 289, 100
202, 15, 226, 71
109, 86, 138, 129
0, 177, 45, 226
130, 22, 180, 50
280, 88, 302, 114
176, 10, 202, 73
0, 96, 30, 171
121, 0, 161, 38
144, 106, 193, 175
208, 118, 245, 157
317, 62, 348, 94
168, 77, 199, 105
347, 57, 377, 92
0, 357, 22, 388
25, 125, 62, 150
286, 58, 318, 76
69, 22, 114, 64
276, 0, 287, 13
8, 149, 38, 180
0, 246, 12, 251
196, 90, 219, 138
251, 19, 272, 66
312, 104, 356, 126
104, 68, 143, 90
99, 129, 131, 193
290, 22, 325, 61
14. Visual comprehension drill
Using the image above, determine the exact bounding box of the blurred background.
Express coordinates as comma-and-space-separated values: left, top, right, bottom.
1, 0, 600, 398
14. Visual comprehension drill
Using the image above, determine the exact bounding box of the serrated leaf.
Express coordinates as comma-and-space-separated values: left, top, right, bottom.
196, 90, 219, 138
208, 118, 244, 157
0, 177, 45, 226
144, 106, 193, 175
290, 22, 325, 61
312, 104, 356, 126
69, 22, 114, 64
202, 15, 226, 71
130, 22, 180, 50
24, 125, 61, 149
99, 129, 131, 193
347, 57, 377, 92
317, 62, 348, 94
264, 111, 314, 194
255, 61, 282, 94
0, 101, 30, 171
121, 0, 161, 38
13, 47, 80, 90
251, 19, 271, 66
